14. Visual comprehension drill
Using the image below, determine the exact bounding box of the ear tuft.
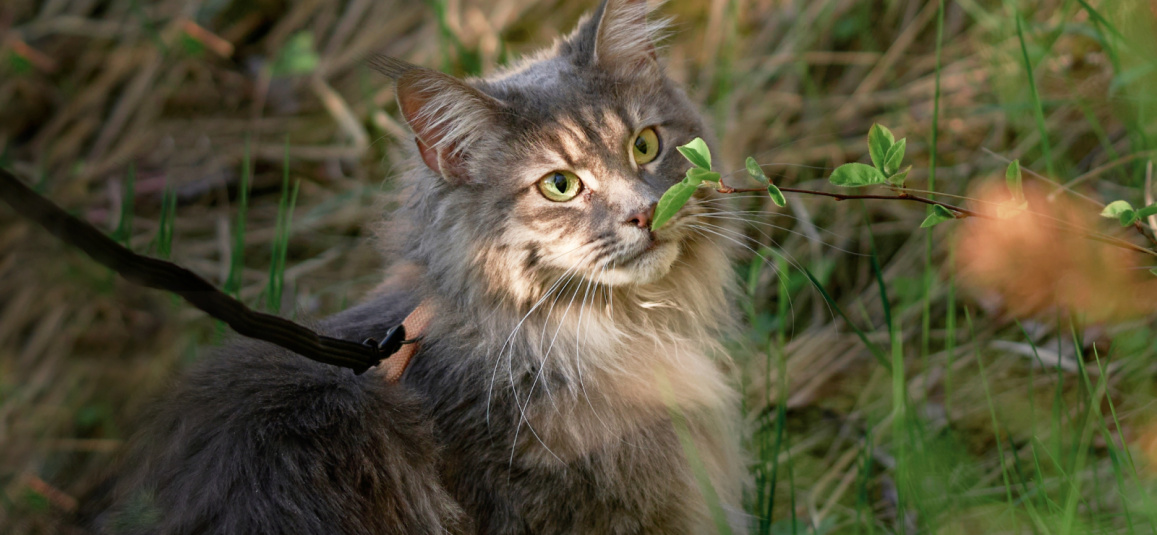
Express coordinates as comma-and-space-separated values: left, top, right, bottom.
569, 0, 668, 73
393, 68, 503, 183
368, 55, 420, 80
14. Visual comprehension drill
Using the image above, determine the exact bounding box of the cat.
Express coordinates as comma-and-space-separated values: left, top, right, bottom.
86, 0, 747, 533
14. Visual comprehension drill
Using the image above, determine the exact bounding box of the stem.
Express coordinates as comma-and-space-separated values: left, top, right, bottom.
718, 185, 981, 217
713, 183, 1157, 258
1131, 220, 1157, 248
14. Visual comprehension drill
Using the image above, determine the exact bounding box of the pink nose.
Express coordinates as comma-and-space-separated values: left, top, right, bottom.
625, 203, 657, 229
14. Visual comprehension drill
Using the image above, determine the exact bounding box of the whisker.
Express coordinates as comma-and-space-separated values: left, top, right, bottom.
487, 247, 591, 427
687, 224, 811, 337
500, 254, 601, 474
506, 259, 591, 470
574, 262, 622, 443
689, 212, 863, 256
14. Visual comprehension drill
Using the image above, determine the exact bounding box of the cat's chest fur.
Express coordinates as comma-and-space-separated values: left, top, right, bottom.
399, 284, 744, 534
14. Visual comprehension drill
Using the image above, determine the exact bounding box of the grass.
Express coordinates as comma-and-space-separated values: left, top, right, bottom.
266, 138, 301, 314
1, 0, 1156, 533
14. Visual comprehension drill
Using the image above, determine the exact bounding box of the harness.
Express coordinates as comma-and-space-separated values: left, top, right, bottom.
367, 301, 435, 383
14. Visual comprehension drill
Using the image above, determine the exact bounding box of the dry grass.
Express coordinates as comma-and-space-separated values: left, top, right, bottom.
2, 0, 1156, 533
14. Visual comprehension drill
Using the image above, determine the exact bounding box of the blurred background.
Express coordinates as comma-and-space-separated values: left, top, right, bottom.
1, 0, 1155, 533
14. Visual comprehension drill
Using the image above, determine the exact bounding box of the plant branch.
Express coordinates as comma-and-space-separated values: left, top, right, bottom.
713, 182, 1157, 259
717, 184, 983, 218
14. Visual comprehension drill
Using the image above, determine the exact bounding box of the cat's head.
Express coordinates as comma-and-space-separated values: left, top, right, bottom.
379, 0, 725, 306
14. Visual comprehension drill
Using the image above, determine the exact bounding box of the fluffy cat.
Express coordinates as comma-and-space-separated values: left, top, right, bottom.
87, 1, 746, 533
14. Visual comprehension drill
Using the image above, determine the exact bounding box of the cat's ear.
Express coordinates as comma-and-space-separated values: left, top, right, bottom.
370, 55, 502, 184
569, 0, 666, 74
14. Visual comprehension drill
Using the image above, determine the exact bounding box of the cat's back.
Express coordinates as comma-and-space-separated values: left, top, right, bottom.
86, 294, 468, 535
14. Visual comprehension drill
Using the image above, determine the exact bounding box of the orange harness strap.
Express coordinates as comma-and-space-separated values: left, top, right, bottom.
379, 300, 435, 383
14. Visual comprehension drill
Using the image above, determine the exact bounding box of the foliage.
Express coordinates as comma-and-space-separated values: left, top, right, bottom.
3, 1, 1157, 534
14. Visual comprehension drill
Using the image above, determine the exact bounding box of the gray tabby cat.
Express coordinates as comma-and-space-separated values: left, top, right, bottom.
89, 0, 746, 533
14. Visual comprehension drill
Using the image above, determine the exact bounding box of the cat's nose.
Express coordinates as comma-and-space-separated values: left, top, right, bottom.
625, 203, 657, 229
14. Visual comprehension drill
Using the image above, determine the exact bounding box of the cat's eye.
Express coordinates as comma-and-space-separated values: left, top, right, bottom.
537, 170, 582, 202
631, 127, 661, 165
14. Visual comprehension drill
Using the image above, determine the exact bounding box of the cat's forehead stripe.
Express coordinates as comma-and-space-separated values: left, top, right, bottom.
534, 109, 635, 172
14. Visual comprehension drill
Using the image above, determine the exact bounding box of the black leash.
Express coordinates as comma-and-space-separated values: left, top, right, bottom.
0, 167, 400, 374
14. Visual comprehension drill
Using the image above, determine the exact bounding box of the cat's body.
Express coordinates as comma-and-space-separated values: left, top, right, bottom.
90, 1, 747, 533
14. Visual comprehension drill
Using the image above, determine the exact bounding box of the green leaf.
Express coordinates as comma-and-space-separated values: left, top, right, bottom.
829, 163, 887, 187
1118, 210, 1138, 226
1005, 159, 1023, 202
745, 157, 768, 183
887, 165, 911, 187
687, 167, 721, 185
272, 32, 320, 77
920, 205, 956, 228
7, 51, 33, 75
1137, 203, 1157, 219
868, 124, 895, 170
767, 184, 786, 207
179, 33, 206, 58
677, 138, 712, 170
1101, 200, 1134, 219
652, 179, 700, 230
1150, 268, 1157, 277
883, 138, 906, 176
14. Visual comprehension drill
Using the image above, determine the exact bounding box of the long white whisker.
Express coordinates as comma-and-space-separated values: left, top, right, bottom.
689, 213, 862, 257
693, 209, 863, 247
487, 245, 591, 427
527, 260, 600, 406
687, 224, 810, 336
505, 249, 597, 472
573, 262, 621, 441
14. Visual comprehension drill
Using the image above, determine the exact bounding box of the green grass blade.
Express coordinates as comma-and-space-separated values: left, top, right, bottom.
802, 267, 889, 370
226, 139, 251, 299
765, 344, 789, 535
1015, 320, 1060, 517
865, 219, 892, 336
1015, 13, 1056, 179
922, 0, 945, 365
1093, 346, 1149, 533
969, 309, 1021, 524
889, 315, 907, 534
854, 427, 876, 535
267, 139, 299, 312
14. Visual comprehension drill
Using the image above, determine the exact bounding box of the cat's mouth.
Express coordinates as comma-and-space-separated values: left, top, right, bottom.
600, 231, 681, 286
618, 235, 663, 265
616, 249, 647, 268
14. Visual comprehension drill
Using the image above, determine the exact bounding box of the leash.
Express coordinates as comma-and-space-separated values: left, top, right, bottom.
0, 167, 420, 377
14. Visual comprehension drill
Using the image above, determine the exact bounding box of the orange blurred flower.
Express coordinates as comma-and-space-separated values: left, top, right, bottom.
953, 182, 1157, 322
1136, 421, 1157, 477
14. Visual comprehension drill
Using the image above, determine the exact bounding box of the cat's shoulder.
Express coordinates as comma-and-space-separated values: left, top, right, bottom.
166, 289, 417, 429
90, 291, 467, 534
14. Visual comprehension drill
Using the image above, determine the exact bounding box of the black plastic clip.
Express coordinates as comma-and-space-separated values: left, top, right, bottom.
363, 324, 407, 358
359, 325, 424, 375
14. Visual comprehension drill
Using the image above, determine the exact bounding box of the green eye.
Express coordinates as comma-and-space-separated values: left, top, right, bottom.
632, 127, 660, 165
537, 170, 582, 202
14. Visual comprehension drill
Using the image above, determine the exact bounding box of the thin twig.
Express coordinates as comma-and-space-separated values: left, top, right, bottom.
983, 147, 1157, 248
719, 185, 982, 218
714, 180, 1157, 258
